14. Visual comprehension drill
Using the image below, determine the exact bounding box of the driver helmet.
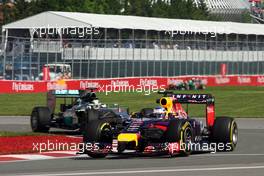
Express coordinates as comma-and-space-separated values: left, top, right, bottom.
153, 106, 166, 118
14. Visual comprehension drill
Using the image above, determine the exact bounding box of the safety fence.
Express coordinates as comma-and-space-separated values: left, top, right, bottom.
1, 38, 264, 80
1, 75, 264, 94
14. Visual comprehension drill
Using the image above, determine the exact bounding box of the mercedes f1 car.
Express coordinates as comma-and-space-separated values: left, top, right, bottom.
30, 89, 129, 133
80, 91, 238, 158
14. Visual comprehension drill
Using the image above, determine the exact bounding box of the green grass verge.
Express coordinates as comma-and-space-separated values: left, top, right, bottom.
0, 131, 45, 137
0, 86, 263, 117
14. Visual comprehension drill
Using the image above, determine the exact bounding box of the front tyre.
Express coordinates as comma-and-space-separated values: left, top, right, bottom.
212, 117, 238, 151
81, 109, 121, 158
86, 152, 108, 159
84, 119, 113, 143
84, 119, 113, 159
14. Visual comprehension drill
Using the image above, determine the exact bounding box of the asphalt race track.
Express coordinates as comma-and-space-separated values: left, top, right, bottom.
0, 116, 30, 132
2, 116, 264, 132
1, 117, 264, 176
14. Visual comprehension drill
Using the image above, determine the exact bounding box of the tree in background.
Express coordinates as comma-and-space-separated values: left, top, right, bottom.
151, 0, 169, 18
193, 0, 209, 20
13, 0, 32, 20
3, 0, 214, 26
241, 10, 252, 23
104, 0, 123, 14
121, 0, 152, 17
1, 0, 15, 26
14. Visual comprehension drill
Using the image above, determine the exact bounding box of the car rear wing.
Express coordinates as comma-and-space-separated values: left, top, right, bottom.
52, 90, 80, 98
157, 91, 215, 128
157, 92, 214, 104
172, 94, 214, 104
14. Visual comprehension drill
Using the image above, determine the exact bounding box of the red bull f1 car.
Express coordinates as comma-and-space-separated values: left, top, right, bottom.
80, 91, 238, 158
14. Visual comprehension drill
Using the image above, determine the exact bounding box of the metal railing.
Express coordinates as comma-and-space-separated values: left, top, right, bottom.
1, 37, 264, 80
32, 40, 62, 53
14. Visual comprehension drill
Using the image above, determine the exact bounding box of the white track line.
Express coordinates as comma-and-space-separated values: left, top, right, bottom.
1, 152, 264, 164
2, 154, 54, 160
193, 153, 264, 157
17, 165, 264, 176
0, 151, 78, 163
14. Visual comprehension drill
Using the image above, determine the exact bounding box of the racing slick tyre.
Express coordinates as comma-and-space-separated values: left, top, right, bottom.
31, 107, 51, 132
83, 118, 113, 158
84, 119, 113, 143
85, 152, 108, 159
164, 119, 193, 156
212, 117, 238, 151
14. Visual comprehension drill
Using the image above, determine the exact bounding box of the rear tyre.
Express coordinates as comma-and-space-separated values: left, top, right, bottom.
164, 119, 193, 156
212, 117, 238, 151
31, 107, 51, 132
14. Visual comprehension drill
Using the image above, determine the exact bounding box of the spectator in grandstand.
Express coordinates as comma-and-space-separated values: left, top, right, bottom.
62, 72, 71, 79
123, 40, 134, 48
153, 42, 159, 49
173, 44, 179, 49
166, 43, 172, 49
250, 0, 264, 20
113, 42, 119, 48
124, 41, 130, 48
188, 79, 195, 90
128, 42, 134, 48
160, 44, 166, 49
63, 40, 69, 48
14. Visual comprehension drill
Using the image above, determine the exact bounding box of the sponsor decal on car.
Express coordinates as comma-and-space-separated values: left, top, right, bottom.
174, 94, 208, 99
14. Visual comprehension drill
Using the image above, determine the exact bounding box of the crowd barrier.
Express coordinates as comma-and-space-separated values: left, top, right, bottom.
0, 75, 264, 94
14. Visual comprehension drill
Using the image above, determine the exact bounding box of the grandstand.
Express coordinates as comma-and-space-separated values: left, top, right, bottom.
193, 0, 250, 21
1, 11, 264, 80
249, 0, 264, 23
161, 0, 250, 22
